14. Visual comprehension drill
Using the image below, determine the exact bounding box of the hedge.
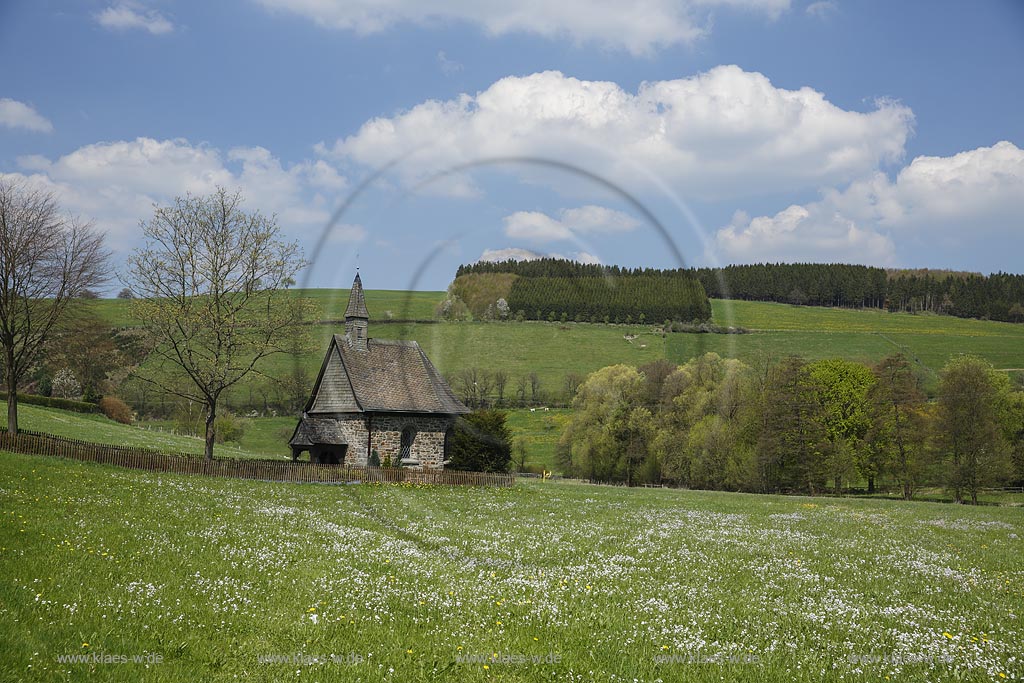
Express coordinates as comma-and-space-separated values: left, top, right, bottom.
0, 392, 102, 414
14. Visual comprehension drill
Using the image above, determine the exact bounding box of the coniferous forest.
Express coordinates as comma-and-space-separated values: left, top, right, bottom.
456, 259, 1024, 323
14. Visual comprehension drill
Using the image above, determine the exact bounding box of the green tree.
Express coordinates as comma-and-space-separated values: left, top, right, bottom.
806, 359, 875, 493
560, 365, 644, 481
937, 355, 1012, 504
758, 357, 830, 494
653, 353, 756, 490
447, 409, 512, 472
867, 354, 932, 499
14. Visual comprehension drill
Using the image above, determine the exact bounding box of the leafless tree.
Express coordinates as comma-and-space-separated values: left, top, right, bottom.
457, 367, 480, 408
493, 370, 508, 404
0, 178, 109, 433
529, 372, 542, 403
563, 372, 584, 401
123, 188, 313, 460
515, 374, 528, 405
476, 370, 494, 407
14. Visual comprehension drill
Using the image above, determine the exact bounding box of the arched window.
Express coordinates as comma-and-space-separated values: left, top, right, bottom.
400, 425, 416, 461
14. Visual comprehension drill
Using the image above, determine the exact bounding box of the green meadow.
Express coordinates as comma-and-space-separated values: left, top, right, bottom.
0, 401, 291, 461
98, 291, 1024, 408
1, 451, 1021, 682
78, 290, 1024, 469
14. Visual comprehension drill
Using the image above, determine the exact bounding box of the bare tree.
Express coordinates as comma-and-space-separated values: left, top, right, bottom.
457, 367, 480, 408
529, 372, 542, 403
515, 374, 528, 405
563, 372, 584, 401
493, 370, 508, 404
0, 179, 108, 433
124, 188, 312, 460
476, 370, 494, 407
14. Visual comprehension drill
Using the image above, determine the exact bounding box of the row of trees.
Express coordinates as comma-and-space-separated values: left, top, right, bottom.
448, 367, 591, 408
559, 353, 1023, 502
458, 259, 1024, 323
694, 263, 889, 308
507, 275, 710, 324
696, 264, 1024, 322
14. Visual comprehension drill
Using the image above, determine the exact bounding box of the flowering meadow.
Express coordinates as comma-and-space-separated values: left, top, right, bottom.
0, 451, 1021, 682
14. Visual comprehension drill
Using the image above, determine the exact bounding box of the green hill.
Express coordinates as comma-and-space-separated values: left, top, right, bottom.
0, 400, 292, 460
92, 289, 1024, 413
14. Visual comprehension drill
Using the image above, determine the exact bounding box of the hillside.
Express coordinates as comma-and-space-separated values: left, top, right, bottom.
0, 401, 291, 460
92, 289, 1024, 421
1, 452, 1020, 682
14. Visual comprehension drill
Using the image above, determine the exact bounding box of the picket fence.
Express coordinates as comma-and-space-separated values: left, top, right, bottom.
0, 428, 514, 487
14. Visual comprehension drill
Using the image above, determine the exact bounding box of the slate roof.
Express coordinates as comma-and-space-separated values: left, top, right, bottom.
307, 335, 469, 415
289, 416, 348, 447
344, 272, 369, 319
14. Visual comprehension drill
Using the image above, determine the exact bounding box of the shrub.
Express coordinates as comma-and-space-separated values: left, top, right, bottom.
447, 409, 512, 472
214, 412, 245, 443
0, 391, 101, 414
99, 396, 133, 424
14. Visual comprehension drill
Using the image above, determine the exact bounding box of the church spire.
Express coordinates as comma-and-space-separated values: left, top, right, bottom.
344, 272, 369, 350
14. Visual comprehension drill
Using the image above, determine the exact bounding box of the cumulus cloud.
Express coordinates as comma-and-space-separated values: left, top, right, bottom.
0, 98, 54, 133
0, 137, 349, 247
254, 0, 790, 55
329, 66, 912, 200
503, 205, 640, 243
95, 2, 174, 34
713, 141, 1024, 265
714, 205, 896, 264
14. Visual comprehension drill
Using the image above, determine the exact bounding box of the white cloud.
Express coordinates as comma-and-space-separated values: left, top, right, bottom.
329, 66, 912, 200
805, 1, 837, 18
328, 223, 368, 243
713, 204, 896, 264
0, 137, 349, 247
478, 247, 603, 263
255, 0, 790, 55
436, 51, 463, 77
0, 98, 53, 133
503, 205, 640, 243
479, 247, 546, 262
713, 141, 1024, 265
95, 2, 174, 35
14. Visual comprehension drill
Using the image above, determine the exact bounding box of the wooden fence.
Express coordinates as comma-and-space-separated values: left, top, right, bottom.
0, 429, 515, 487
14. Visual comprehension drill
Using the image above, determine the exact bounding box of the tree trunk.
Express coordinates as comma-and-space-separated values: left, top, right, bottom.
6, 348, 17, 435
867, 476, 875, 494
204, 401, 217, 461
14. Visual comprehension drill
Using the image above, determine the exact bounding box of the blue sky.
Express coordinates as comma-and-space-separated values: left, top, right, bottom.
1, 0, 1022, 292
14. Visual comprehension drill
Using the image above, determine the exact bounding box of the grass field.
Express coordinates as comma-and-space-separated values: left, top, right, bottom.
91, 289, 445, 328
1, 451, 1021, 682
83, 289, 1024, 466
0, 401, 288, 460
0, 399, 559, 470
97, 290, 1024, 413
504, 408, 571, 473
